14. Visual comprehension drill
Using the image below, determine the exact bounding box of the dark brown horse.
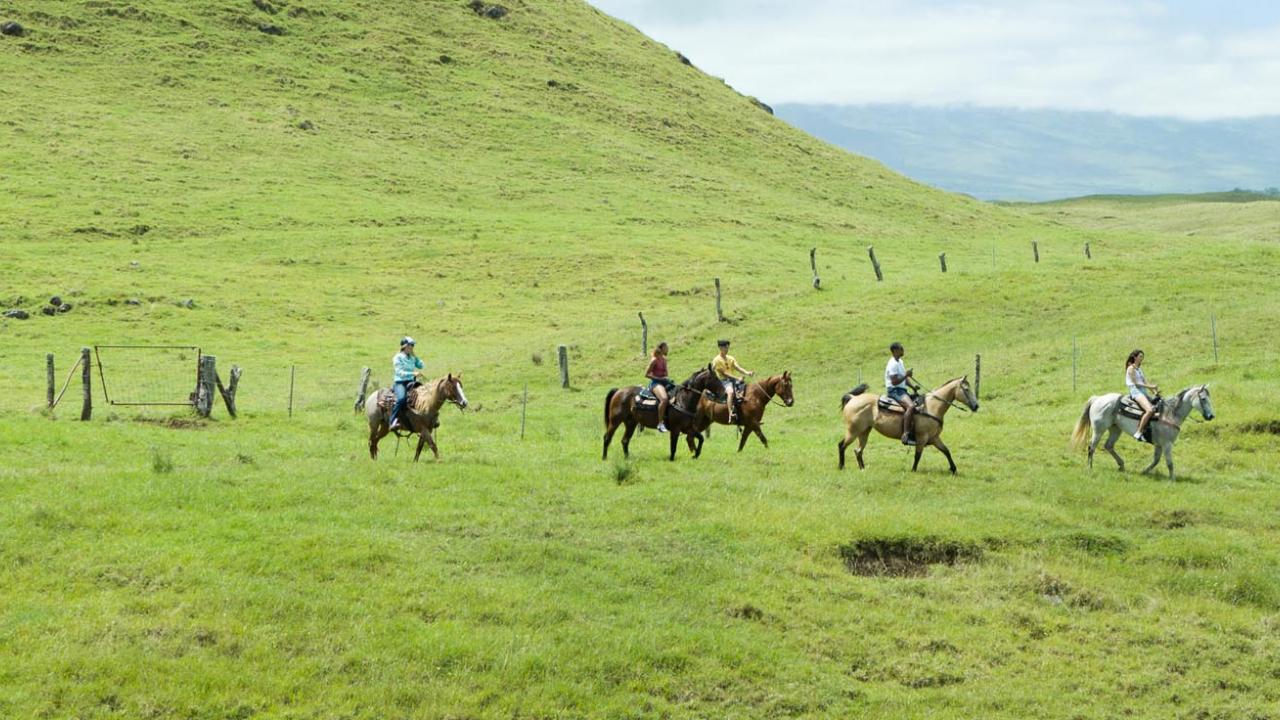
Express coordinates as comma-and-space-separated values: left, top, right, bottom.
702, 372, 794, 451
603, 367, 717, 461
365, 374, 469, 461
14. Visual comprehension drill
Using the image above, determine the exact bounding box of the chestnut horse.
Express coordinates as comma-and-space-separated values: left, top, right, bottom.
602, 367, 717, 461
365, 374, 469, 461
701, 372, 794, 451
838, 376, 978, 472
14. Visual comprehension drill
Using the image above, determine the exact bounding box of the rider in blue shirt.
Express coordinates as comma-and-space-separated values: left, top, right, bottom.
390, 336, 424, 430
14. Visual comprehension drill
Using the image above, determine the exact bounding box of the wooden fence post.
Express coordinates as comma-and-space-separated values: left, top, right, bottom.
1072, 337, 1078, 393
80, 347, 92, 421
216, 365, 242, 419
196, 355, 216, 417
288, 365, 296, 417
1211, 314, 1219, 364
938, 253, 947, 273
354, 367, 371, 413
974, 354, 981, 402
1084, 242, 1092, 259
520, 383, 528, 439
867, 246, 883, 282
714, 278, 725, 322
810, 247, 821, 289
46, 353, 55, 409
558, 345, 569, 388
638, 312, 648, 357
1032, 241, 1040, 263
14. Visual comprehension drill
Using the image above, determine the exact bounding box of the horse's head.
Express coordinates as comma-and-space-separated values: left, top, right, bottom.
775, 371, 794, 407
442, 373, 469, 410
1188, 384, 1214, 421
956, 375, 979, 412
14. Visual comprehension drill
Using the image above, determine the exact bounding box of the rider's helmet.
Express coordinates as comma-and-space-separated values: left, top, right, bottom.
401, 336, 416, 347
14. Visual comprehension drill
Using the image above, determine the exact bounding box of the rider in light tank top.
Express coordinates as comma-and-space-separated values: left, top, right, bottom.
1124, 349, 1159, 442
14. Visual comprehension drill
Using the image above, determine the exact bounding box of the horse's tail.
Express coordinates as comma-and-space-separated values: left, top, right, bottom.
841, 383, 868, 411
1070, 396, 1097, 452
604, 388, 618, 428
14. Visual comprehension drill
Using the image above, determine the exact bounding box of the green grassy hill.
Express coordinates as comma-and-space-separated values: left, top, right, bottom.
3, 2, 1280, 718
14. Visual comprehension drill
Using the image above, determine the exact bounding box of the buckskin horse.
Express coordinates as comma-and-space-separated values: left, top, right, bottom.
1070, 384, 1214, 481
602, 367, 716, 461
701, 371, 794, 451
838, 376, 978, 472
365, 374, 469, 461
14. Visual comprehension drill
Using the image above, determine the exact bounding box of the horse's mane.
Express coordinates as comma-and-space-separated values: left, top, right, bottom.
410, 376, 445, 413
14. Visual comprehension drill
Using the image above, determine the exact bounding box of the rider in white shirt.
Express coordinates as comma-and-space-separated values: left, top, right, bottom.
885, 342, 917, 445
1125, 349, 1159, 441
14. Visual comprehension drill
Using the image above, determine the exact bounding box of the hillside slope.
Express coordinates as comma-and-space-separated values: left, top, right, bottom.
2, 3, 1280, 719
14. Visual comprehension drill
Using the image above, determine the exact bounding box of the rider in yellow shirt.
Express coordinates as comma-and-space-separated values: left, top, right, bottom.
711, 339, 753, 423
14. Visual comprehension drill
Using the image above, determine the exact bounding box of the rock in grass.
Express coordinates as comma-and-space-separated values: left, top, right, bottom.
468, 1, 508, 19
676, 52, 692, 66
178, 299, 196, 309
297, 120, 315, 131
253, 0, 278, 14
3, 309, 30, 319
750, 97, 774, 115
438, 54, 453, 64
125, 298, 142, 306
40, 306, 56, 316
58, 303, 73, 313
258, 23, 284, 35
49, 295, 63, 307
1, 22, 24, 37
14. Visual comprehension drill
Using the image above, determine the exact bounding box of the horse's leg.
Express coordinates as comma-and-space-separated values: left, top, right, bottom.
855, 429, 870, 470
603, 420, 618, 461
933, 437, 957, 475
911, 443, 924, 471
621, 421, 636, 459
1103, 427, 1125, 471
1165, 443, 1175, 481
752, 425, 768, 449
426, 429, 440, 460
1086, 422, 1104, 469
692, 432, 703, 458
1141, 444, 1163, 475
669, 429, 679, 461
737, 423, 752, 452
369, 424, 388, 460
413, 434, 427, 462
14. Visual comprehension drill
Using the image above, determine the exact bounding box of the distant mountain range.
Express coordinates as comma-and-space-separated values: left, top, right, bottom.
776, 104, 1280, 201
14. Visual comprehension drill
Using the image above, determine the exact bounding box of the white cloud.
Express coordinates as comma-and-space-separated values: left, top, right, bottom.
592, 0, 1280, 119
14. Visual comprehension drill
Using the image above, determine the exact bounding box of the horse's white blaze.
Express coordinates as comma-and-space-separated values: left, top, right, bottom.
456, 382, 469, 408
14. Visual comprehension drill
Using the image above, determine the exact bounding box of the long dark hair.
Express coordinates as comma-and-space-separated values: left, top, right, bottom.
1125, 349, 1144, 369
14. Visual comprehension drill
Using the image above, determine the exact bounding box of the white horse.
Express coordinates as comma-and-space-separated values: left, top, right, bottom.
1070, 385, 1215, 480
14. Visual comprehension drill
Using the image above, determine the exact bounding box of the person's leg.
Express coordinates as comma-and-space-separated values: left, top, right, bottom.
899, 397, 915, 444
390, 381, 407, 428
1135, 394, 1154, 440
725, 382, 736, 422
654, 384, 669, 430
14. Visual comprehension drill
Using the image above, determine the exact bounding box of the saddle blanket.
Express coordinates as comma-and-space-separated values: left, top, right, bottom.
1117, 396, 1162, 423
877, 395, 923, 414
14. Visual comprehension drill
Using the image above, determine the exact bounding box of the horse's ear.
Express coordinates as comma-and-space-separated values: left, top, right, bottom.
455, 372, 463, 381
447, 373, 453, 382
784, 370, 791, 380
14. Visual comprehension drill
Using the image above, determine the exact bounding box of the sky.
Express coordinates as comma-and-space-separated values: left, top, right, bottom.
589, 1, 1280, 119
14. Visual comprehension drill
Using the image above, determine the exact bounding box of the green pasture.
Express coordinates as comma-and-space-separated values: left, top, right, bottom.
2, 1, 1280, 717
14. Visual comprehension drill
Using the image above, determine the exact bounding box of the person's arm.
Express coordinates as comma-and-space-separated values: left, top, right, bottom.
733, 360, 753, 377
644, 359, 659, 381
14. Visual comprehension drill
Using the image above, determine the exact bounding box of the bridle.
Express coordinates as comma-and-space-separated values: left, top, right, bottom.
923, 380, 974, 414
437, 377, 467, 410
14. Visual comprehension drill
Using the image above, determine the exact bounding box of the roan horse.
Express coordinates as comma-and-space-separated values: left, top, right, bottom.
838, 376, 979, 472
365, 374, 469, 461
700, 371, 795, 451
602, 368, 716, 461
1070, 385, 1214, 481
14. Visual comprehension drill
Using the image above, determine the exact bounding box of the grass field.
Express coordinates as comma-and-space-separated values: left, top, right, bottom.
3, 2, 1280, 718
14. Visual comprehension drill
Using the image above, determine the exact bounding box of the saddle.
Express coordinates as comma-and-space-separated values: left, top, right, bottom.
876, 393, 924, 414
709, 379, 747, 408
1118, 396, 1161, 443
377, 382, 430, 430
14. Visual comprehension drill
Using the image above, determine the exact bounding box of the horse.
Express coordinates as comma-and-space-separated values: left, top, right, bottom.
1070, 385, 1214, 481
700, 372, 794, 451
365, 374, 469, 461
602, 367, 716, 461
838, 377, 978, 473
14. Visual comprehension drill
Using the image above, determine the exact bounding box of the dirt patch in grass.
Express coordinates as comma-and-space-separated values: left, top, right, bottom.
133, 416, 207, 430
839, 536, 983, 577
1148, 509, 1198, 529
1240, 419, 1280, 435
